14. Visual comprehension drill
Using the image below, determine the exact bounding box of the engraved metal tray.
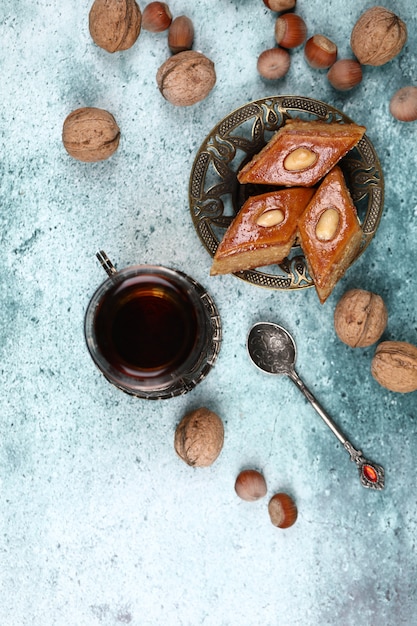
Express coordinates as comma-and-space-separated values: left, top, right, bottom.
189, 95, 384, 290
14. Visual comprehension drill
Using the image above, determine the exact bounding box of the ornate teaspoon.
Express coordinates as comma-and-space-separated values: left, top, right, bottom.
247, 322, 384, 490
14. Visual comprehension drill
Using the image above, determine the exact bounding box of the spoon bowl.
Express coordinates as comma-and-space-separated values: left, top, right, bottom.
247, 322, 296, 377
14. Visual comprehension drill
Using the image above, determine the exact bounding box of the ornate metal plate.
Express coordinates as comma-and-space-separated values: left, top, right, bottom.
189, 95, 384, 290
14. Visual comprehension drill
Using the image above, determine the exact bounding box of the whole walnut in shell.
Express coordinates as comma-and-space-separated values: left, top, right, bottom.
350, 6, 407, 66
174, 407, 224, 467
334, 289, 388, 348
62, 107, 120, 162
156, 50, 216, 106
371, 341, 417, 393
89, 0, 142, 53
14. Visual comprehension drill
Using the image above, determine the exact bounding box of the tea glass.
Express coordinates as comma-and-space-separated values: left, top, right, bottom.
84, 251, 221, 399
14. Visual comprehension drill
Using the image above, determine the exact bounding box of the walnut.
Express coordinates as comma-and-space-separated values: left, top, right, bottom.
350, 6, 407, 66
156, 51, 216, 106
89, 0, 142, 53
174, 407, 224, 467
62, 107, 120, 162
371, 341, 417, 393
334, 289, 388, 348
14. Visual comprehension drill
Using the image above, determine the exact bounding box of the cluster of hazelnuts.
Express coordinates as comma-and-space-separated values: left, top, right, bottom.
259, 2, 417, 121
234, 469, 297, 528
258, 1, 365, 91
174, 408, 297, 529
141, 2, 193, 53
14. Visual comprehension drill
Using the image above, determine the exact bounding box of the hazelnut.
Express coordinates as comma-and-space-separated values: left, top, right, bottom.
168, 15, 194, 54
268, 493, 297, 528
257, 47, 291, 80
156, 50, 216, 106
275, 13, 307, 49
174, 407, 224, 467
263, 0, 296, 12
334, 289, 388, 348
389, 87, 417, 122
304, 35, 337, 69
235, 470, 267, 501
327, 58, 362, 91
371, 341, 417, 393
142, 2, 172, 33
62, 107, 120, 162
89, 0, 142, 53
350, 6, 407, 66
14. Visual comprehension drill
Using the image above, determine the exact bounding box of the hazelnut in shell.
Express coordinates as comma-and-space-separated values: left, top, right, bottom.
371, 341, 417, 393
263, 0, 296, 12
304, 35, 337, 69
350, 6, 407, 66
168, 15, 194, 54
327, 59, 362, 91
142, 2, 172, 33
257, 47, 291, 80
235, 470, 267, 501
89, 0, 142, 53
62, 107, 120, 162
389, 87, 417, 122
275, 13, 307, 49
268, 493, 297, 528
174, 407, 224, 467
334, 289, 388, 348
156, 50, 216, 106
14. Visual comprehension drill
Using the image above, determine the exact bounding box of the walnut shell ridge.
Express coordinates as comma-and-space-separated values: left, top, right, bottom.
174, 407, 224, 467
334, 289, 388, 348
350, 6, 407, 66
156, 50, 216, 107
89, 0, 142, 53
371, 341, 417, 393
62, 107, 120, 162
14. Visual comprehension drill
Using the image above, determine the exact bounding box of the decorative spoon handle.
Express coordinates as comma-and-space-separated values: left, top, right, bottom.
289, 369, 346, 445
289, 370, 385, 490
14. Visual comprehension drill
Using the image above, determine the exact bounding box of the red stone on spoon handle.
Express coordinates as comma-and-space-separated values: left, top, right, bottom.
344, 441, 385, 490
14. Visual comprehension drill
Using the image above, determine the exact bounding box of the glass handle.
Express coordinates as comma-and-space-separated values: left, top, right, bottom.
96, 250, 117, 277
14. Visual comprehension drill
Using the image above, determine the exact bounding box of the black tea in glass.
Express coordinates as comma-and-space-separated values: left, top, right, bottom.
94, 274, 198, 378
84, 261, 221, 399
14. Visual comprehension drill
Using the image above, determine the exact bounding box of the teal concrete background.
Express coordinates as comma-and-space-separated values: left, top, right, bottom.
1, 1, 417, 624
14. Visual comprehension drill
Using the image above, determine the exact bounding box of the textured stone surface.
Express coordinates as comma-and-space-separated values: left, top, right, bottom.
1, 1, 417, 624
